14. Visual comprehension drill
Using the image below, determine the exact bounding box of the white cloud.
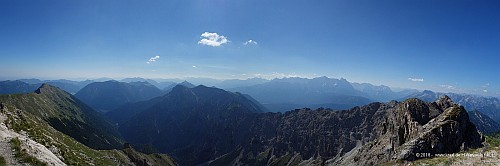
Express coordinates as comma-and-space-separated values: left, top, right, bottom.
482, 83, 490, 88
243, 39, 258, 45
198, 32, 229, 47
482, 83, 490, 93
192, 65, 197, 68
146, 55, 160, 64
408, 78, 424, 82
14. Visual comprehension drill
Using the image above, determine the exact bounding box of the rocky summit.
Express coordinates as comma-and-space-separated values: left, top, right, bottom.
332, 96, 484, 165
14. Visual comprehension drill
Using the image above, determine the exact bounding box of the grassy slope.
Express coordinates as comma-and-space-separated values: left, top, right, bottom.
2, 102, 177, 165
0, 85, 123, 149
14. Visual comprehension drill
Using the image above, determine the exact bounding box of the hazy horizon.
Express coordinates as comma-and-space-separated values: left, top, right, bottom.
1, 0, 499, 96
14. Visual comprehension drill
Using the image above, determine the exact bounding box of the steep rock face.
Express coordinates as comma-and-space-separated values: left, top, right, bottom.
333, 96, 484, 165
469, 110, 500, 134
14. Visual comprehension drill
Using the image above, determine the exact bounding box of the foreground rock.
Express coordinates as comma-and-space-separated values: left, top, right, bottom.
220, 96, 484, 165
332, 96, 484, 165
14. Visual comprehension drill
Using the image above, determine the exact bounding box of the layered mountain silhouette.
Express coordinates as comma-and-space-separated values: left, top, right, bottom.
0, 79, 94, 95
163, 81, 196, 91
351, 82, 418, 102
75, 80, 163, 112
109, 84, 484, 165
121, 77, 176, 89
0, 84, 123, 149
17, 79, 94, 94
216, 78, 269, 89
230, 77, 373, 112
0, 80, 40, 94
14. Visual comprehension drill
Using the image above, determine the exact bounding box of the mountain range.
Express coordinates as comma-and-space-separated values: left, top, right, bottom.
0, 77, 495, 165
229, 77, 377, 112
0, 80, 40, 95
18, 79, 94, 94
5, 76, 500, 134
105, 84, 484, 165
75, 81, 164, 112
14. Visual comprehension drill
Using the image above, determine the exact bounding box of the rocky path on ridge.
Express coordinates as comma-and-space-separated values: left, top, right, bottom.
0, 111, 66, 166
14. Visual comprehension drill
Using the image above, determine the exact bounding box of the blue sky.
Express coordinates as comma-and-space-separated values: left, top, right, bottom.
0, 0, 499, 96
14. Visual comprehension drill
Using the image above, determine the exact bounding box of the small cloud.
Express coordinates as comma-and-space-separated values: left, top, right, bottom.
408, 77, 424, 82
243, 39, 258, 45
192, 65, 197, 68
198, 32, 229, 47
146, 55, 160, 64
482, 83, 490, 88
482, 83, 490, 93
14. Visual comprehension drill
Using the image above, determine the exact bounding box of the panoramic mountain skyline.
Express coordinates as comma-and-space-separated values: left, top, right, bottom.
1, 1, 499, 96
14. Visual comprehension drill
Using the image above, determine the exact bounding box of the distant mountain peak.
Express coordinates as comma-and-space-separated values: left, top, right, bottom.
435, 95, 455, 109
178, 81, 196, 88
422, 90, 435, 94
35, 83, 64, 95
171, 84, 191, 92
437, 95, 452, 102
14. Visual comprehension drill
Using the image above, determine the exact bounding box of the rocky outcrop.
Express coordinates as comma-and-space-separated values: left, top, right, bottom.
333, 96, 484, 165
204, 96, 484, 165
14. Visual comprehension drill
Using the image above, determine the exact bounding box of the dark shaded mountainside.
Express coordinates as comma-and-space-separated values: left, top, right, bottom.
75, 80, 164, 112
110, 84, 484, 165
107, 85, 265, 164
468, 110, 500, 134
0, 84, 177, 165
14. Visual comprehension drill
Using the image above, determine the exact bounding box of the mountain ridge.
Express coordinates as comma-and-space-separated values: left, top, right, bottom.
0, 84, 123, 150
111, 83, 484, 165
75, 80, 163, 112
